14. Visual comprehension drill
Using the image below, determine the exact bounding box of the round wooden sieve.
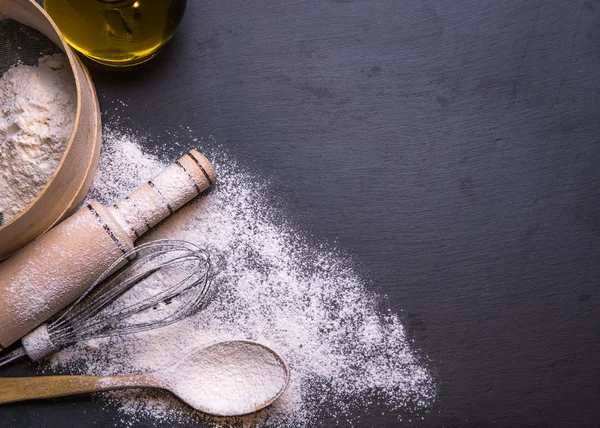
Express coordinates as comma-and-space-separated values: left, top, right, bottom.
0, 0, 102, 260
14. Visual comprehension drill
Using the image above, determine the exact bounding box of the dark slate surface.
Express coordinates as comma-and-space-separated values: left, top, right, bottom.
2, 1, 600, 426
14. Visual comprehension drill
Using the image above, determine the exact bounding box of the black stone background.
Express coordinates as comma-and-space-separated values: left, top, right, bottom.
1, 1, 600, 427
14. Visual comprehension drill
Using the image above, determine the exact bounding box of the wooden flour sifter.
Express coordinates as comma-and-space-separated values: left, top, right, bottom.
0, 150, 216, 357
0, 0, 103, 259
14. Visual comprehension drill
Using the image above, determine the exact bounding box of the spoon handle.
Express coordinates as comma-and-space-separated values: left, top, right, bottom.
0, 374, 155, 404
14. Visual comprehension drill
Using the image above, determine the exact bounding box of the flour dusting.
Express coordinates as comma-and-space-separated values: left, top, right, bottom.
48, 128, 436, 426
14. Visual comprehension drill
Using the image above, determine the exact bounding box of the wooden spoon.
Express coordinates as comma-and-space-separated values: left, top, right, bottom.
0, 340, 290, 416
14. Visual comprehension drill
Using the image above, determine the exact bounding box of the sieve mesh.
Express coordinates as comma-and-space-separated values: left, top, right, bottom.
0, 17, 62, 77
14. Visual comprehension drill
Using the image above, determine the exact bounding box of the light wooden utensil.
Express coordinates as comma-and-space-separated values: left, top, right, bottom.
0, 150, 216, 351
0, 340, 290, 417
0, 0, 102, 260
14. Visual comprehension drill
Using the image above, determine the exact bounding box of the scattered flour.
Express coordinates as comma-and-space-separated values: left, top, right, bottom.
47, 128, 436, 426
0, 53, 77, 224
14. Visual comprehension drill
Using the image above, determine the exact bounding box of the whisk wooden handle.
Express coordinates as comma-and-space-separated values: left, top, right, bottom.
0, 374, 156, 404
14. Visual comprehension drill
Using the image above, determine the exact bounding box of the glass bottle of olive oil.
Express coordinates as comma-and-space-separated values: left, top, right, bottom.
43, 0, 186, 67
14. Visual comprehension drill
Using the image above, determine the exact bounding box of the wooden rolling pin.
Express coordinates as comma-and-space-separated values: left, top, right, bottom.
0, 150, 216, 350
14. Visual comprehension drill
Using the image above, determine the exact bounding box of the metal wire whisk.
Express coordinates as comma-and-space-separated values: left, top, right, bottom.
0, 239, 211, 367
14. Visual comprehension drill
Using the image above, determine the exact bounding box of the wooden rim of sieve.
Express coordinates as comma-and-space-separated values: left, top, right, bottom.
0, 0, 102, 259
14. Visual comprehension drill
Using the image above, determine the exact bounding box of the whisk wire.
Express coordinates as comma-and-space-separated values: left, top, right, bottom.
51, 244, 177, 326
46, 240, 212, 347
52, 265, 159, 331
82, 252, 209, 320
72, 261, 209, 339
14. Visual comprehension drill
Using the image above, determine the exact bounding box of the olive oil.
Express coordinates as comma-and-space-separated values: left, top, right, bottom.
43, 0, 186, 67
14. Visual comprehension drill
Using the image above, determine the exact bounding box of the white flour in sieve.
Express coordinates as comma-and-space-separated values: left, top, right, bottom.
0, 53, 76, 224
47, 127, 436, 426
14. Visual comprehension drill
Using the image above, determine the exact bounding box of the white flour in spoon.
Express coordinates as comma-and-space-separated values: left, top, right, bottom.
160, 341, 289, 416
46, 127, 436, 426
